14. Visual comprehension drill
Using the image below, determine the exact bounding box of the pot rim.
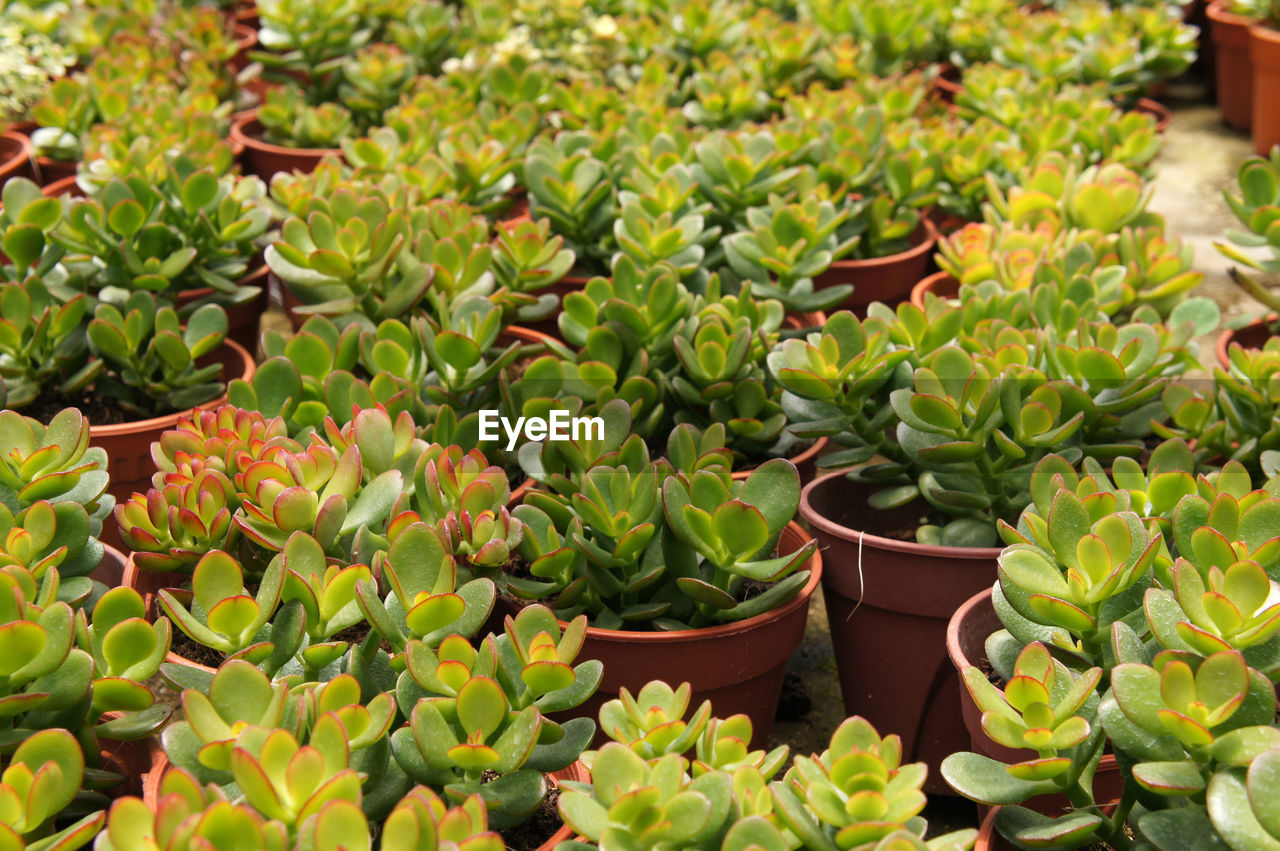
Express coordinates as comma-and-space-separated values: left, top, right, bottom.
826, 217, 939, 272
1215, 314, 1274, 369
1250, 18, 1280, 42
1206, 0, 1257, 26
89, 336, 256, 438
552, 521, 822, 643
730, 436, 829, 481
229, 109, 342, 159
799, 469, 1005, 559
909, 270, 957, 309
0, 130, 31, 174
945, 587, 997, 674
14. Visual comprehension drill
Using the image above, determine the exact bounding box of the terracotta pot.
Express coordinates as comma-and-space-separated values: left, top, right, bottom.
910, 271, 959, 309
40, 174, 77, 198
1134, 97, 1172, 134
97, 719, 162, 799
1216, 315, 1274, 368
33, 153, 77, 187
230, 109, 340, 181
946, 588, 1127, 817
234, 4, 259, 28
731, 437, 829, 486
92, 337, 256, 508
0, 130, 33, 183
142, 748, 586, 851
813, 218, 939, 315
555, 522, 822, 749
90, 544, 127, 587
174, 266, 270, 355
1208, 1, 1256, 130
1251, 22, 1280, 154
800, 471, 1000, 793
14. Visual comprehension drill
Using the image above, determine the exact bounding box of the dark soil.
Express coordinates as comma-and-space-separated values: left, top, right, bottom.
774, 670, 811, 723
978, 654, 1003, 687
500, 785, 563, 851
24, 387, 133, 427
169, 629, 227, 669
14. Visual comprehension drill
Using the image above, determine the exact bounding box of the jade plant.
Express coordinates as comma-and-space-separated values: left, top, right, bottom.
558, 681, 977, 851
1216, 147, 1280, 321
942, 449, 1280, 848
768, 306, 1201, 546
513, 419, 817, 629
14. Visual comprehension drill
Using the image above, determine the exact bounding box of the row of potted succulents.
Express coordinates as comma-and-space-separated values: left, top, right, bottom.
1205, 0, 1280, 152
3, 0, 1273, 849
0, 398, 987, 850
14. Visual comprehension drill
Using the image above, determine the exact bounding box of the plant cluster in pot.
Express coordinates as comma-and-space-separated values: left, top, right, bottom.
265, 159, 575, 339
504, 409, 822, 748
772, 268, 1211, 791
498, 255, 830, 480
555, 680, 979, 851
0, 405, 173, 848
921, 151, 1212, 329
0, 178, 256, 514
111, 404, 602, 847
23, 8, 247, 186
942, 443, 1280, 850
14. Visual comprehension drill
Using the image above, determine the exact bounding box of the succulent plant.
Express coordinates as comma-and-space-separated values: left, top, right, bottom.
0, 275, 101, 410
52, 160, 270, 310
1216, 147, 1280, 316
514, 422, 816, 629
0, 407, 112, 520
85, 291, 228, 419
389, 605, 600, 827
257, 85, 355, 150
523, 132, 615, 275
723, 195, 856, 312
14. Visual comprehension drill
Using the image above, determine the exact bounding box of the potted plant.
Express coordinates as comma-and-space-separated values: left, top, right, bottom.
509, 413, 821, 746
774, 302, 1203, 788
557, 680, 979, 850
943, 451, 1280, 849
0, 410, 172, 849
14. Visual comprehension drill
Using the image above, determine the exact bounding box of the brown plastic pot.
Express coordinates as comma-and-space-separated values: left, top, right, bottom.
230, 109, 340, 181
910, 271, 959, 309
800, 470, 1000, 793
1208, 1, 1256, 130
555, 522, 821, 749
1216, 315, 1274, 368
97, 717, 162, 800
813, 218, 939, 315
0, 130, 33, 183
1251, 23, 1280, 154
33, 153, 77, 187
92, 337, 256, 508
90, 544, 127, 587
947, 588, 1126, 818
